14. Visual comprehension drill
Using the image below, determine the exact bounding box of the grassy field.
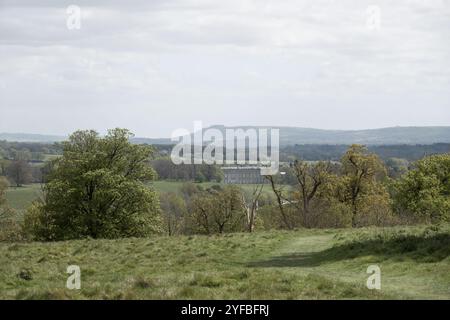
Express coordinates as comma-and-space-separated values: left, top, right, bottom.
5, 184, 43, 212
5, 181, 273, 212
1, 224, 449, 299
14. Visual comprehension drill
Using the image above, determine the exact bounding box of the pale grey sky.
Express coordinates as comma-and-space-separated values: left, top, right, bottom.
0, 0, 449, 137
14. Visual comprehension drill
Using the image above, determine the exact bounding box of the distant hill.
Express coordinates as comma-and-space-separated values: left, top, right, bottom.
275, 126, 450, 145
2, 126, 450, 146
0, 133, 66, 143
130, 137, 173, 145
167, 125, 450, 146
0, 133, 169, 145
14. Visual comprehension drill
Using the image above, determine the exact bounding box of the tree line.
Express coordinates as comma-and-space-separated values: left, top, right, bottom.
0, 128, 448, 241
152, 158, 223, 182
280, 143, 450, 162
159, 145, 449, 234
0, 141, 61, 186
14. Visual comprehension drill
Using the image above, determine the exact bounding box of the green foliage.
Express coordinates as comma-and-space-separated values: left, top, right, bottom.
280, 143, 450, 162
6, 160, 32, 187
354, 193, 395, 227
0, 177, 23, 242
0, 176, 9, 205
179, 182, 203, 199
188, 185, 246, 234
151, 157, 223, 182
0, 140, 61, 159
308, 197, 353, 228
339, 145, 391, 227
23, 129, 162, 240
159, 192, 187, 236
384, 157, 409, 178
266, 145, 393, 229
393, 154, 450, 222
0, 208, 22, 242
290, 160, 335, 227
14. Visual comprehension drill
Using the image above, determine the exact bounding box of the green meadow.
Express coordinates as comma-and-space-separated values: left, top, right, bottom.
1, 224, 449, 299
5, 184, 43, 212
4, 182, 450, 300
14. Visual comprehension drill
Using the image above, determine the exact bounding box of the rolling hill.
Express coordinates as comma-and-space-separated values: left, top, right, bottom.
2, 126, 450, 146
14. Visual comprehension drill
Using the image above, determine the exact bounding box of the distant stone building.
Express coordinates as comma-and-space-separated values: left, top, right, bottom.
222, 166, 266, 184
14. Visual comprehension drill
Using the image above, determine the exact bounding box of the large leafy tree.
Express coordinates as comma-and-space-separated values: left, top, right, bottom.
24, 129, 162, 240
393, 153, 450, 222
266, 145, 392, 228
291, 160, 333, 227
340, 145, 389, 227
267, 160, 340, 228
6, 160, 32, 187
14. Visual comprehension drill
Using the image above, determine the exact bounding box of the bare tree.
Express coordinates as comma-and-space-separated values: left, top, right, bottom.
241, 183, 264, 232
265, 175, 293, 229
190, 186, 246, 234
291, 160, 331, 227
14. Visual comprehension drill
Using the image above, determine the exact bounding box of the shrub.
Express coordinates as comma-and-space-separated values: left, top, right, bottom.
393, 154, 450, 223
0, 207, 23, 242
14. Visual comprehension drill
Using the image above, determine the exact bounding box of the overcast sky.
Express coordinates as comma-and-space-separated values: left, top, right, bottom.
0, 0, 449, 137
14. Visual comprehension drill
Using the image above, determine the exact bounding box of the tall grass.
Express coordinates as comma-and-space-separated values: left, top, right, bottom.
1, 225, 449, 299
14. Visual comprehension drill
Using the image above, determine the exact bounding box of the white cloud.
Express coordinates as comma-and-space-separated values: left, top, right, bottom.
0, 0, 449, 136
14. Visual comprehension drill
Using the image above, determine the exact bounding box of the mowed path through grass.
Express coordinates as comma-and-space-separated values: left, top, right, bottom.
1, 225, 449, 299
249, 228, 450, 299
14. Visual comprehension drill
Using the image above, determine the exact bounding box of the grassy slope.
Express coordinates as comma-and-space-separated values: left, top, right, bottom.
1, 225, 449, 300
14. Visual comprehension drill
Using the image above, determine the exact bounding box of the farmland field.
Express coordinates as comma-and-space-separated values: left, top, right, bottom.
5, 184, 43, 212
1, 224, 449, 299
